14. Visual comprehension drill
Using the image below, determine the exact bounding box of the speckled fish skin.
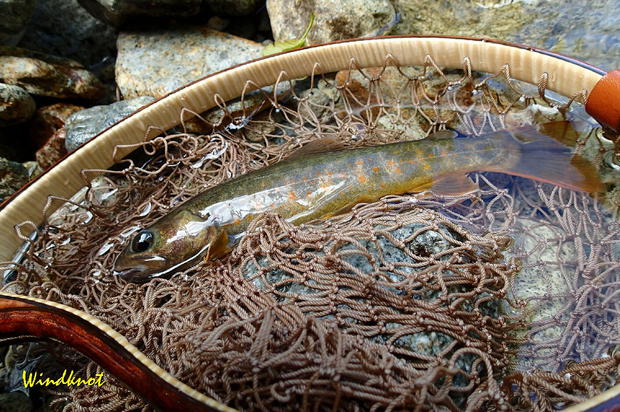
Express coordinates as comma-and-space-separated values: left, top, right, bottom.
113, 125, 600, 282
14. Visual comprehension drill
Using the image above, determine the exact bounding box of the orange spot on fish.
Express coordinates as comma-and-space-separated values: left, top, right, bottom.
358, 175, 367, 183
234, 219, 241, 225
372, 167, 380, 173
423, 163, 431, 170
395, 167, 402, 174
355, 159, 364, 166
386, 160, 396, 167
288, 192, 296, 200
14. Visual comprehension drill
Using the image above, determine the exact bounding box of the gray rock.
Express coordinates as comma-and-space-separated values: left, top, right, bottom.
22, 160, 42, 179
204, 0, 262, 16
0, 157, 29, 203
267, 0, 397, 44
0, 391, 32, 412
391, 0, 619, 72
206, 16, 230, 32
115, 28, 263, 99
0, 0, 36, 46
78, 0, 202, 26
64, 96, 155, 152
17, 0, 117, 68
0, 46, 105, 100
0, 83, 35, 126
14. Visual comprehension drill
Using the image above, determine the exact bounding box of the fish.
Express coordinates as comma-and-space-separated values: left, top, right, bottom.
113, 123, 602, 282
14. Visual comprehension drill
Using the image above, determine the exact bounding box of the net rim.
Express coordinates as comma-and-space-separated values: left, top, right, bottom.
0, 35, 607, 260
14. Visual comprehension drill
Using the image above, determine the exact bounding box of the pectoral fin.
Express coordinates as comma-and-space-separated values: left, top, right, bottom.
429, 174, 480, 196
206, 229, 230, 260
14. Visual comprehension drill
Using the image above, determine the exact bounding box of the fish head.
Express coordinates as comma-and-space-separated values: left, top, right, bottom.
113, 210, 220, 282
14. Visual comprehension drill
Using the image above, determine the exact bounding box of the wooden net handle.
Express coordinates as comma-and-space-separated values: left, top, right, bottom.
586, 70, 620, 132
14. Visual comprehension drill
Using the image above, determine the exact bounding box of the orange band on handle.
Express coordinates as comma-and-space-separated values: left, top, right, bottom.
586, 70, 620, 132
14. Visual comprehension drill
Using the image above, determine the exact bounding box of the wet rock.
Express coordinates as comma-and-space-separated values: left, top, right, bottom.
36, 128, 67, 170
267, 0, 397, 44
78, 0, 202, 26
206, 16, 230, 32
0, 0, 36, 47
0, 157, 29, 203
0, 46, 105, 100
28, 103, 84, 151
0, 391, 32, 412
22, 160, 42, 179
64, 96, 155, 152
116, 28, 262, 99
0, 83, 35, 126
204, 0, 262, 17
17, 0, 117, 68
392, 0, 619, 72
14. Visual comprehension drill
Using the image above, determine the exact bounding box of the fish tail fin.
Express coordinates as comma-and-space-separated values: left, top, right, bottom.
487, 123, 603, 193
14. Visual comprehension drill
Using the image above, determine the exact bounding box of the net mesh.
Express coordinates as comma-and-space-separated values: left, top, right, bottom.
1, 57, 619, 411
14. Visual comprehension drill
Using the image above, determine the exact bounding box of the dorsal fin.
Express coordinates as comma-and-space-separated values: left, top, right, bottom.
285, 136, 353, 161
286, 130, 458, 161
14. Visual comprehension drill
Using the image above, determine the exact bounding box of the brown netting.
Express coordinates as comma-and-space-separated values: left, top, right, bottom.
1, 57, 619, 411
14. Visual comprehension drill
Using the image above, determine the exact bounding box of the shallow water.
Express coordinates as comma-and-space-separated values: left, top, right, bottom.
393, 0, 620, 71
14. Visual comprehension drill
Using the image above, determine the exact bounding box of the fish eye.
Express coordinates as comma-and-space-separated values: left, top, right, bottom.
131, 230, 154, 253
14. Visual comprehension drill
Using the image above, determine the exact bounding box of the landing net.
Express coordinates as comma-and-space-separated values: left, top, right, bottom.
2, 58, 619, 411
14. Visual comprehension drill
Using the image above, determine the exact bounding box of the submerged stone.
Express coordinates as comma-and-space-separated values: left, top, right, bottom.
391, 0, 619, 71
0, 392, 32, 412
64, 96, 154, 152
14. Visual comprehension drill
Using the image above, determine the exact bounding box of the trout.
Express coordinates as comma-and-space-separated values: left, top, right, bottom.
114, 123, 601, 282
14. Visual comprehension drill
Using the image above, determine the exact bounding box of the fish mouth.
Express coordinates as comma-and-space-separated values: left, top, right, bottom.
113, 254, 168, 282
112, 243, 212, 283
113, 267, 151, 283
